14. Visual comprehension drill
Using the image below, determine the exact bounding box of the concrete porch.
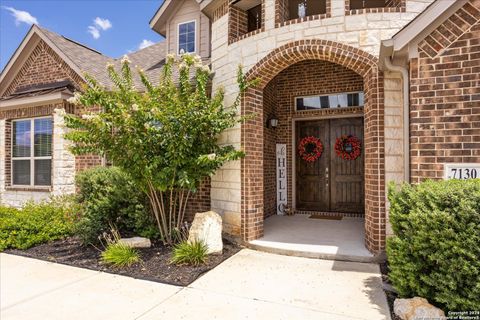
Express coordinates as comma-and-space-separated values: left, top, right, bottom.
248, 215, 376, 262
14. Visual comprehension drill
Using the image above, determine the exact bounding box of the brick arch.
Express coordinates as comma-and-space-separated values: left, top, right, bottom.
246, 39, 379, 88
241, 40, 386, 254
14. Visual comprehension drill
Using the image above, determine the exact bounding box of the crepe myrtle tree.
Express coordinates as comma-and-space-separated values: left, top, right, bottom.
64, 53, 256, 244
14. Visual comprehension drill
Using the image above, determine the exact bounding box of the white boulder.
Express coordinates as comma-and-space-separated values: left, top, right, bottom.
188, 211, 223, 254
394, 297, 445, 320
118, 236, 151, 248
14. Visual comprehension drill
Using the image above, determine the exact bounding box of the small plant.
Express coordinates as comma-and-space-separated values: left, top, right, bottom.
171, 240, 208, 266
101, 243, 140, 268
99, 225, 141, 268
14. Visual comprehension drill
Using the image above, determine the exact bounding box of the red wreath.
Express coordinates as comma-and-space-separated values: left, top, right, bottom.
335, 135, 362, 160
298, 136, 323, 162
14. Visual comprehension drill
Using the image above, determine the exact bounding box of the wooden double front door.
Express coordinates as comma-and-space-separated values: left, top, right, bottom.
296, 117, 364, 213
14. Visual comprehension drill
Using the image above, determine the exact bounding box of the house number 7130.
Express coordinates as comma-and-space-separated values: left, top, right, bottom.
445, 164, 480, 180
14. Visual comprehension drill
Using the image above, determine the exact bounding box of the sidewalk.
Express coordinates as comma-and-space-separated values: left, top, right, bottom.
1, 249, 390, 320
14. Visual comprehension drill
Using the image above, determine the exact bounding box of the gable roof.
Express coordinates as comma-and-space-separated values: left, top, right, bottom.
39, 26, 113, 85
0, 25, 168, 97
379, 0, 468, 67
150, 0, 208, 36
0, 25, 85, 96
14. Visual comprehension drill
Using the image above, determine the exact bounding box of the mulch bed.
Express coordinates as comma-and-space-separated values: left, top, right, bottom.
380, 262, 401, 320
5, 236, 242, 286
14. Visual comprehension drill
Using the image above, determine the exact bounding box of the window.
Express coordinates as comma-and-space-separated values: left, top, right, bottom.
247, 4, 262, 32
229, 0, 263, 43
178, 21, 196, 54
287, 0, 326, 20
296, 92, 364, 111
350, 0, 395, 10
12, 117, 53, 186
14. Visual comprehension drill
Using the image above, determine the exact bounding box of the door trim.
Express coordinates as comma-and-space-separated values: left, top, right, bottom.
291, 114, 364, 212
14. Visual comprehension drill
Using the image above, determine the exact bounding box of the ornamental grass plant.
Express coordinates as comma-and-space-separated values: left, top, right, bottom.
101, 242, 140, 268
171, 240, 208, 266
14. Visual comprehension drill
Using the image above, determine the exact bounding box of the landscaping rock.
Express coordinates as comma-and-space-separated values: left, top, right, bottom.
118, 237, 151, 248
394, 297, 445, 320
188, 211, 223, 254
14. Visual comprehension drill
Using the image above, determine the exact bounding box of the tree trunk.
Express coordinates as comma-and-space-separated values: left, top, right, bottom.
147, 183, 191, 245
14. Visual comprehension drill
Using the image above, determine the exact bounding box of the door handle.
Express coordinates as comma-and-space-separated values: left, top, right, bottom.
325, 167, 329, 188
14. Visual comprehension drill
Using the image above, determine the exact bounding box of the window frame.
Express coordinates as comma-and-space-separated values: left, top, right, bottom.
11, 116, 53, 188
177, 20, 197, 54
295, 91, 365, 111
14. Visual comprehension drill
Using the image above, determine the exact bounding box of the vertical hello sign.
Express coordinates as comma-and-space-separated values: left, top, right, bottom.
276, 144, 288, 215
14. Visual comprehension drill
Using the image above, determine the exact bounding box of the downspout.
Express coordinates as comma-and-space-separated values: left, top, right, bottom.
383, 57, 410, 183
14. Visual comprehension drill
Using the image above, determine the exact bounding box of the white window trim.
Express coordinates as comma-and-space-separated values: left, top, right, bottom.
177, 20, 197, 54
295, 91, 365, 111
11, 116, 53, 188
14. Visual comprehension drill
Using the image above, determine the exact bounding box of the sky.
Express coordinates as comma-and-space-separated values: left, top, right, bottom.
0, 0, 166, 71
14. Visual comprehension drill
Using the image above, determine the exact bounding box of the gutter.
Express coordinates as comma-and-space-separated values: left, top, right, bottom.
383, 57, 409, 183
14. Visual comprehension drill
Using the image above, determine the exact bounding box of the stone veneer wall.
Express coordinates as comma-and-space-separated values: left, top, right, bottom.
409, 0, 480, 183
209, 0, 434, 241
383, 71, 405, 236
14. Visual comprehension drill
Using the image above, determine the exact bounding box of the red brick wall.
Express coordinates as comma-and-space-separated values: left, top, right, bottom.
228, 6, 248, 42
410, 0, 480, 183
228, 1, 265, 43
263, 81, 277, 218
242, 40, 385, 253
185, 178, 212, 222
212, 0, 228, 22
263, 60, 364, 218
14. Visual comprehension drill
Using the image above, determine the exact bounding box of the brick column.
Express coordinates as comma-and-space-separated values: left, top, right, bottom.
241, 40, 386, 253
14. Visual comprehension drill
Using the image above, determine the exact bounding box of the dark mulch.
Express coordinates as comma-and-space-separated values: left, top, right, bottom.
6, 236, 242, 286
380, 262, 401, 320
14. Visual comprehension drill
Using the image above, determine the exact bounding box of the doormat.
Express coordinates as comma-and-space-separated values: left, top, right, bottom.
296, 210, 364, 218
309, 214, 343, 220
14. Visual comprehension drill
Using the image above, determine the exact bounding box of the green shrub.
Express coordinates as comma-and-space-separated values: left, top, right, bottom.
75, 166, 159, 244
101, 243, 140, 267
387, 179, 480, 311
0, 197, 76, 251
171, 240, 208, 266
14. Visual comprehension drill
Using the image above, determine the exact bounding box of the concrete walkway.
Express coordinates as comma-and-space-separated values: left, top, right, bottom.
249, 215, 375, 262
1, 250, 391, 320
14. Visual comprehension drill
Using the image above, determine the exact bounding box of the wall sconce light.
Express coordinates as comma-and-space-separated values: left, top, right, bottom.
267, 117, 279, 129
